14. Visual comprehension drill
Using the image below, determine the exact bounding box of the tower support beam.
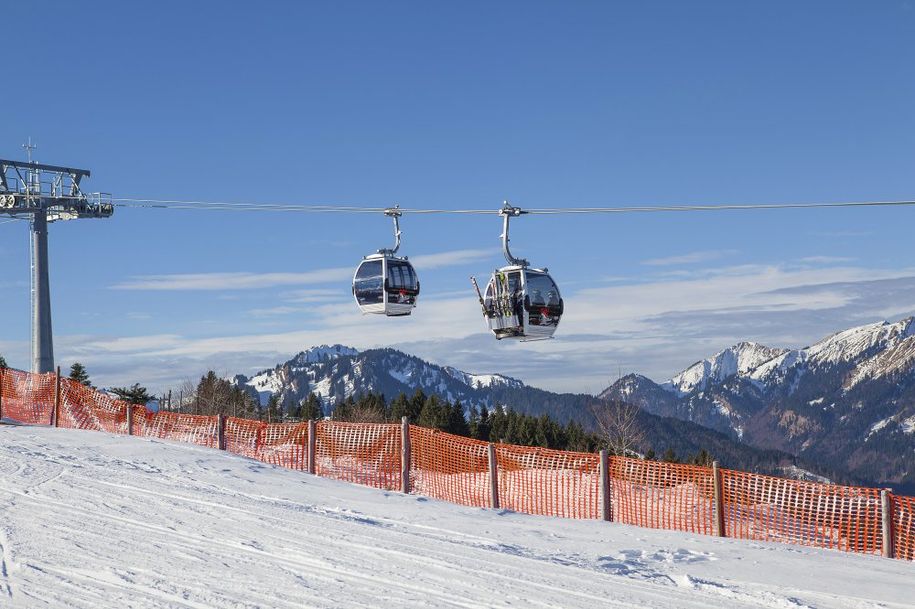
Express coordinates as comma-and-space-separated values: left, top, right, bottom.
30, 210, 54, 373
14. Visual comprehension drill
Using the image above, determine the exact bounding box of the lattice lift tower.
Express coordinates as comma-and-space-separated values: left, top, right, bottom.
1, 142, 113, 373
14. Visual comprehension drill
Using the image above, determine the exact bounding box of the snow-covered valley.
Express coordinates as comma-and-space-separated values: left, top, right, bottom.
0, 426, 910, 608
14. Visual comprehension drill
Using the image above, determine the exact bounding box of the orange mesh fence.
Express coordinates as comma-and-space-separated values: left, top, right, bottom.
409, 426, 491, 508
224, 417, 265, 458
495, 444, 599, 519
610, 457, 716, 535
57, 378, 129, 433
134, 411, 219, 448
256, 422, 308, 471
5, 367, 915, 562
314, 421, 401, 491
721, 469, 883, 554
0, 369, 55, 425
892, 494, 915, 561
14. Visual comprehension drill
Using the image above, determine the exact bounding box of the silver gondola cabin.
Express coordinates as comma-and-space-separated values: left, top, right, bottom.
353, 207, 420, 316
471, 204, 563, 340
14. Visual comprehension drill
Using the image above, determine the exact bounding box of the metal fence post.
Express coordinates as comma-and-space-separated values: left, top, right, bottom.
307, 419, 316, 474
217, 414, 226, 450
488, 443, 500, 509
712, 461, 725, 537
881, 489, 895, 559
401, 416, 411, 494
599, 449, 611, 522
51, 366, 61, 427
126, 405, 134, 435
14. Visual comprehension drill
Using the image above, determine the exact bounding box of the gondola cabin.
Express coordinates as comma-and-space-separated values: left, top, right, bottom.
481, 265, 562, 340
353, 254, 419, 316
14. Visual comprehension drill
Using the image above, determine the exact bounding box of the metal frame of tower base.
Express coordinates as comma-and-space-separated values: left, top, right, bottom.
1, 155, 113, 373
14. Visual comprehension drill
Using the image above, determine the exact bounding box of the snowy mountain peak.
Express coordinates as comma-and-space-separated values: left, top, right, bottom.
442, 366, 524, 390
291, 344, 359, 366
750, 317, 915, 385
662, 341, 786, 396
805, 317, 915, 366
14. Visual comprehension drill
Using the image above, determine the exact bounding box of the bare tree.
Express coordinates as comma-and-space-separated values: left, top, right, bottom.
591, 375, 645, 457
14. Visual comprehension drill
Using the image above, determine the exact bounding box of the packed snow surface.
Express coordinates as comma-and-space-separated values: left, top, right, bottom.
0, 427, 911, 609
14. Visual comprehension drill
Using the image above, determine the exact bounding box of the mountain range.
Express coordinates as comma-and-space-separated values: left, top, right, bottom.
232, 345, 824, 482
603, 317, 915, 492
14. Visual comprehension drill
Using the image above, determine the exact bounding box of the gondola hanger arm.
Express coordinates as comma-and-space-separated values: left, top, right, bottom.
499, 201, 529, 267
379, 205, 402, 256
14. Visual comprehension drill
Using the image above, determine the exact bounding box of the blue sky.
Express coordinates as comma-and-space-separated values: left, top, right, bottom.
2, 1, 914, 394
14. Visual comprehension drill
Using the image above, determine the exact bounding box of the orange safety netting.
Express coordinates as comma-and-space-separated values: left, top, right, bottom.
892, 494, 915, 561
314, 421, 401, 491
257, 422, 308, 471
610, 457, 716, 535
721, 469, 883, 554
0, 368, 55, 425
409, 426, 491, 508
134, 411, 219, 448
224, 416, 264, 458
57, 378, 129, 433
495, 444, 599, 519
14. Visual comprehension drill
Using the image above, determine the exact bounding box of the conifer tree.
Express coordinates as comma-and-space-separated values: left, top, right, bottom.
474, 405, 492, 441
0, 354, 7, 369
301, 393, 323, 420
69, 362, 92, 387
111, 383, 151, 406
266, 394, 281, 423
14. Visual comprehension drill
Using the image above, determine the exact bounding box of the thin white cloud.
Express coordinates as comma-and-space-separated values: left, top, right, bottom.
56, 261, 915, 395
641, 250, 738, 266
110, 248, 497, 291
407, 248, 496, 269
111, 268, 354, 291
798, 256, 856, 264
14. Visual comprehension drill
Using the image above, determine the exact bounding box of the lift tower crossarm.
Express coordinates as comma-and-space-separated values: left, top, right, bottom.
0, 153, 113, 374
0, 158, 91, 179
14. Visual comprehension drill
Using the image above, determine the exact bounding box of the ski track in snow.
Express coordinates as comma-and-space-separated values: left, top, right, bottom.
0, 427, 910, 609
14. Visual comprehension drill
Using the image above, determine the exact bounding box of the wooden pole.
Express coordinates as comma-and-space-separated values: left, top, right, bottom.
0, 366, 5, 421
307, 419, 317, 474
126, 405, 134, 435
217, 414, 227, 451
881, 489, 895, 559
712, 461, 725, 537
401, 416, 411, 494
51, 366, 61, 427
488, 443, 500, 510
599, 449, 611, 522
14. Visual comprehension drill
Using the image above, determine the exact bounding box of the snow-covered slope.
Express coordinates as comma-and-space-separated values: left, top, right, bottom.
750, 318, 915, 385
0, 426, 910, 609
661, 342, 787, 395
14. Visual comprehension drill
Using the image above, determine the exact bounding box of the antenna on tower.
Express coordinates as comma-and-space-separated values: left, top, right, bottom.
22, 137, 37, 164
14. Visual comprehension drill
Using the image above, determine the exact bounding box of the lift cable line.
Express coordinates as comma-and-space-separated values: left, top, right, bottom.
1, 152, 113, 374
4, 148, 915, 368
104, 197, 915, 215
